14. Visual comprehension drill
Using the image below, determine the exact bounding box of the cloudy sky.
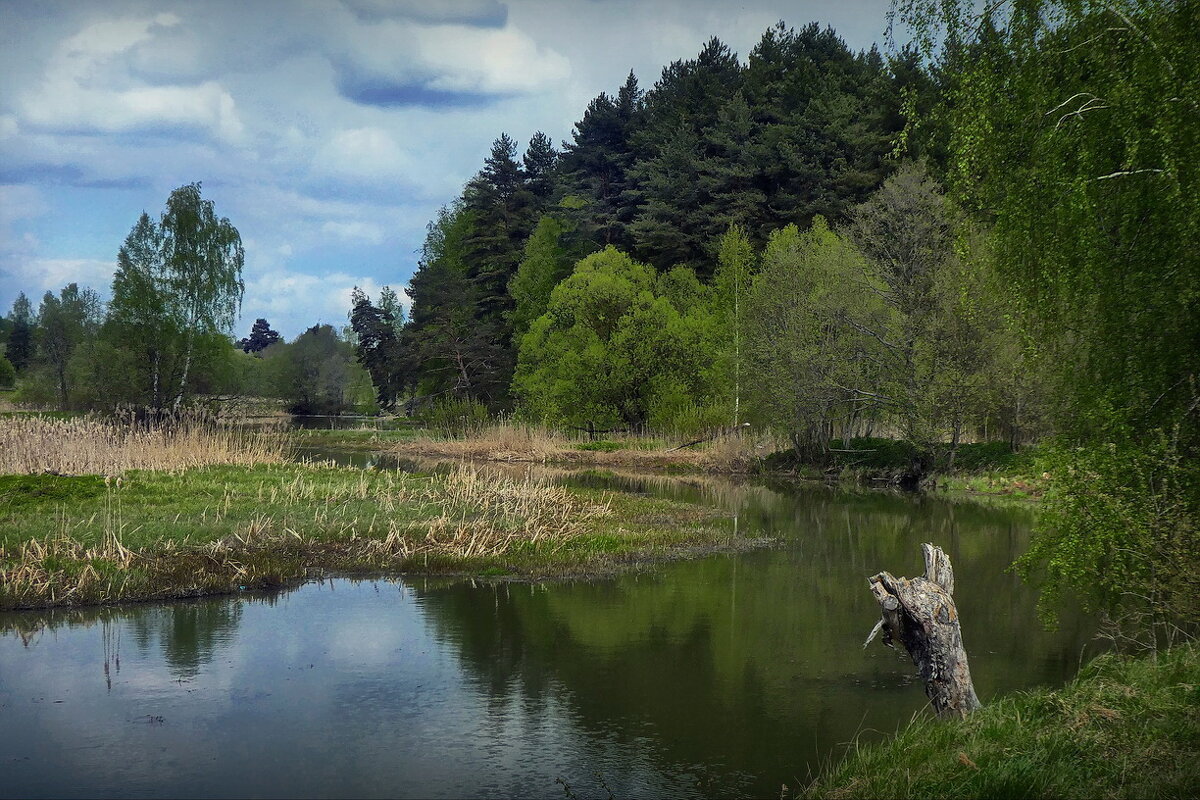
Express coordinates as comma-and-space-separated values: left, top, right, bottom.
0, 0, 895, 339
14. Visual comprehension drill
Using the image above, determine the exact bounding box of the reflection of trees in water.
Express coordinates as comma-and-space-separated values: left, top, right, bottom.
125, 599, 244, 679
2, 598, 247, 685
102, 616, 121, 692
413, 472, 1095, 796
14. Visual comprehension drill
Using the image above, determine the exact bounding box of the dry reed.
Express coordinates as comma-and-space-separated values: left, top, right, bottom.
393, 419, 777, 473
0, 412, 285, 475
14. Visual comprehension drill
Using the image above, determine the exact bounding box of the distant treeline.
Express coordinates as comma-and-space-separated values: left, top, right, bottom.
347, 20, 1037, 456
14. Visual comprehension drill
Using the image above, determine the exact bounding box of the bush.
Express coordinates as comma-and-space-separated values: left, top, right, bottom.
417, 397, 491, 437
1016, 429, 1199, 643
0, 355, 14, 388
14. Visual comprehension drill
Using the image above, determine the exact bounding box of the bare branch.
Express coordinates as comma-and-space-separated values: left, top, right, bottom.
1090, 168, 1165, 182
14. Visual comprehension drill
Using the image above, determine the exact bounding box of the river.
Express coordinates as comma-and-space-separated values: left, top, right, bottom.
0, 460, 1096, 798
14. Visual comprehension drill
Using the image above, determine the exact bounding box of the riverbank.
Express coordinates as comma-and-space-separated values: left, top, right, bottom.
803, 642, 1200, 799
0, 462, 754, 610
288, 424, 1045, 494
380, 421, 764, 473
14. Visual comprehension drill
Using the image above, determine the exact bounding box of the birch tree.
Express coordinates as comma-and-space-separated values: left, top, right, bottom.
106, 185, 243, 410
159, 183, 244, 410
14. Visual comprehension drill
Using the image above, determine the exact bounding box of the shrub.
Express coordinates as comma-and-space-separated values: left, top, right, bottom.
1016, 428, 1199, 645
0, 355, 14, 388
417, 397, 491, 437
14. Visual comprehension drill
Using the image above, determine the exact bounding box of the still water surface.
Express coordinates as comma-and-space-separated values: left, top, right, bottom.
0, 467, 1096, 798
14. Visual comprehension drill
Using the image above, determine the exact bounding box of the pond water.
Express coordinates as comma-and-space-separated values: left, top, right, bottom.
0, 465, 1096, 799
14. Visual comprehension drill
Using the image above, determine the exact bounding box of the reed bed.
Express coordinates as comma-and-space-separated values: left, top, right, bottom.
0, 411, 285, 475
393, 419, 773, 473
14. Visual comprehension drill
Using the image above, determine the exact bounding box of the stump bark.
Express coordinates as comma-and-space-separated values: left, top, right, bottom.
866, 543, 980, 717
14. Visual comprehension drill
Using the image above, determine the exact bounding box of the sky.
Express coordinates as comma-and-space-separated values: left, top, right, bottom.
0, 0, 896, 340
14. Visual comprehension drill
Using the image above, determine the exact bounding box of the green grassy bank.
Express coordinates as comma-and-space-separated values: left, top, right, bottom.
0, 463, 749, 610
805, 644, 1200, 799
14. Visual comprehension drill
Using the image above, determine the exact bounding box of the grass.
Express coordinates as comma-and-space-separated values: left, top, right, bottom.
0, 462, 749, 610
287, 425, 423, 450
803, 643, 1200, 799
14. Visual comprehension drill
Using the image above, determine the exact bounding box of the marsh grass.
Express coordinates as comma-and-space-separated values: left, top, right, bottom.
802, 644, 1200, 799
0, 461, 742, 609
390, 419, 773, 473
0, 411, 285, 475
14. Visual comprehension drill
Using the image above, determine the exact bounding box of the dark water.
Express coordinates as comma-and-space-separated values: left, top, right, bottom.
0, 468, 1096, 799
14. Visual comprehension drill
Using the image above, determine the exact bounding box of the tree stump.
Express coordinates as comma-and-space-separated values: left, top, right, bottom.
866, 543, 981, 717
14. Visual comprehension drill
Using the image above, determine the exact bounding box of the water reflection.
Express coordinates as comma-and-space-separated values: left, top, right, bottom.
0, 470, 1097, 799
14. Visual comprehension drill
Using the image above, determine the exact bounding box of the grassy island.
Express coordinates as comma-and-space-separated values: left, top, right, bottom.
0, 415, 751, 610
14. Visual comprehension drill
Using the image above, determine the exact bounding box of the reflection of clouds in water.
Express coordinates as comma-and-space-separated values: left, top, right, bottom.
0, 476, 1093, 798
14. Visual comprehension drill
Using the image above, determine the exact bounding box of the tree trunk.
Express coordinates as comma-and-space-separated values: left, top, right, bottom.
173, 338, 192, 412
866, 543, 981, 718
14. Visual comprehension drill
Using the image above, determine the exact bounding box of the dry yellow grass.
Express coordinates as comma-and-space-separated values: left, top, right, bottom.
0, 413, 286, 475
393, 419, 774, 472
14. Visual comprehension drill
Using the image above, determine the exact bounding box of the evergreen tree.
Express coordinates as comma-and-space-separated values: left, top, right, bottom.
559, 71, 644, 249
522, 131, 559, 207
349, 288, 405, 408
628, 124, 704, 269
462, 134, 532, 342
405, 203, 509, 404
238, 318, 282, 353
4, 293, 35, 372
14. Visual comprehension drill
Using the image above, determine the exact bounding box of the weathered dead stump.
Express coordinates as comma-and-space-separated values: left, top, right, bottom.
865, 543, 981, 718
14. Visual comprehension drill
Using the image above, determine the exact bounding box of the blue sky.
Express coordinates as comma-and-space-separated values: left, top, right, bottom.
0, 0, 895, 340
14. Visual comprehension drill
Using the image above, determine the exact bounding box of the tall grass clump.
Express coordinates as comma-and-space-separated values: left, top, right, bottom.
0, 410, 285, 475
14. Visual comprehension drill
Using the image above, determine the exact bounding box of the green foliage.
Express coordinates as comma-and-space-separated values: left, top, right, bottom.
4, 293, 35, 372
416, 397, 491, 436
349, 287, 406, 409
711, 224, 755, 425
901, 0, 1200, 441
898, 0, 1200, 631
405, 202, 509, 405
0, 355, 14, 388
102, 185, 244, 410
33, 283, 102, 408
508, 215, 587, 342
744, 218, 897, 455
269, 324, 367, 415
514, 247, 722, 431
1017, 430, 1199, 636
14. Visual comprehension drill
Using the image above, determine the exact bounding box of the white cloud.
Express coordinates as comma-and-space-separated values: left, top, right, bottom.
311, 127, 413, 184
18, 13, 245, 142
319, 220, 386, 245
0, 185, 49, 226
1, 258, 116, 299
241, 267, 391, 338
339, 18, 571, 96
